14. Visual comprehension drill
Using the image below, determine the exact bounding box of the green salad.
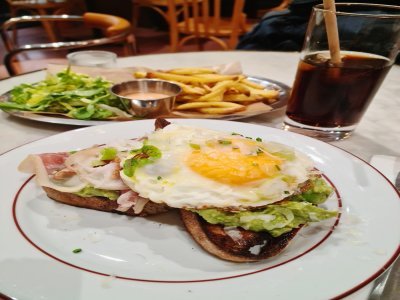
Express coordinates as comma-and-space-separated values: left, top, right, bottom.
0, 68, 133, 120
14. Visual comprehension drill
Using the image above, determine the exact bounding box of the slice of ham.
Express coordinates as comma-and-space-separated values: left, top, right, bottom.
38, 152, 70, 173
18, 154, 87, 193
116, 190, 149, 213
65, 147, 128, 190
19, 152, 69, 174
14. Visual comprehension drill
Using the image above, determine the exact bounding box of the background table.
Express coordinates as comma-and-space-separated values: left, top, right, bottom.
1, 51, 399, 160
0, 51, 399, 299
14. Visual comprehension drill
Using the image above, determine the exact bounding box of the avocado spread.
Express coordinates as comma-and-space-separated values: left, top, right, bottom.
75, 186, 119, 200
195, 177, 337, 237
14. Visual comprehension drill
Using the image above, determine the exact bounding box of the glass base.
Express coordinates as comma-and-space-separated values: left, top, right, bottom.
283, 117, 355, 142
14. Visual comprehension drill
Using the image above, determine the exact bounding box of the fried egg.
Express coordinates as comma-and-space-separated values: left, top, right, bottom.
120, 124, 314, 209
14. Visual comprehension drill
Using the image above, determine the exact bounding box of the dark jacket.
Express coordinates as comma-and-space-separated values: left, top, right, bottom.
237, 0, 400, 64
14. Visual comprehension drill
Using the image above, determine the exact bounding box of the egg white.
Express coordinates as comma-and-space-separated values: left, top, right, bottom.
120, 124, 314, 209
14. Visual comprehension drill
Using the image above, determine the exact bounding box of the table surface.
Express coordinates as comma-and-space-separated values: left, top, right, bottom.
1, 51, 399, 160
0, 51, 399, 299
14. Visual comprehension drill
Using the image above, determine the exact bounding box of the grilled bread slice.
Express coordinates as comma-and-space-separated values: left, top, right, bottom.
180, 209, 301, 262
43, 186, 169, 217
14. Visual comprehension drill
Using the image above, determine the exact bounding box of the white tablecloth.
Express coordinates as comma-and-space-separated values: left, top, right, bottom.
0, 51, 399, 299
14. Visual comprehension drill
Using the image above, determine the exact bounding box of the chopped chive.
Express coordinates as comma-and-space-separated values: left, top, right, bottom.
218, 140, 232, 145
231, 132, 242, 136
189, 143, 201, 150
284, 191, 290, 194
157, 176, 162, 180
72, 248, 82, 253
256, 137, 262, 142
246, 136, 253, 139
275, 165, 281, 171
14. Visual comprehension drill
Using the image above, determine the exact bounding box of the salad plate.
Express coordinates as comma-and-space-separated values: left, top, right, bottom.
0, 76, 290, 126
0, 65, 290, 126
0, 119, 399, 300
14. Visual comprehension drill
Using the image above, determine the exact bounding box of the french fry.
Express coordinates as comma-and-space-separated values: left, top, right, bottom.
133, 66, 280, 116
201, 83, 213, 92
175, 82, 206, 95
223, 94, 261, 102
236, 83, 280, 99
167, 68, 216, 75
133, 71, 147, 78
147, 71, 239, 84
176, 94, 201, 102
176, 101, 244, 110
240, 78, 266, 90
198, 105, 246, 115
196, 80, 236, 102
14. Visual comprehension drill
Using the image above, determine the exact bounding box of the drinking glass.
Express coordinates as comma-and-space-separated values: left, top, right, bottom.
67, 50, 117, 68
283, 3, 400, 141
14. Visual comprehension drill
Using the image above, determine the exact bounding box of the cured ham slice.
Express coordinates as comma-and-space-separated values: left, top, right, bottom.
19, 154, 86, 193
65, 148, 128, 190
116, 190, 150, 213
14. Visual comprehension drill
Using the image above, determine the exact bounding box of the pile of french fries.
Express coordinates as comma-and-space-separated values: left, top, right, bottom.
134, 67, 280, 115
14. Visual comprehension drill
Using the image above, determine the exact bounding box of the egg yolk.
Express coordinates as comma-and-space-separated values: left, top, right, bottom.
186, 147, 282, 185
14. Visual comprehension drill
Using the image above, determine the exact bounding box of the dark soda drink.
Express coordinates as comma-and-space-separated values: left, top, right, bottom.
286, 52, 391, 128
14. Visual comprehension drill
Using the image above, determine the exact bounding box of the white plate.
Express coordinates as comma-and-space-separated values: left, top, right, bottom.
0, 119, 399, 300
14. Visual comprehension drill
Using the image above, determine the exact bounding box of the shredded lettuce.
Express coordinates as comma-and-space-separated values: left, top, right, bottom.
0, 69, 133, 120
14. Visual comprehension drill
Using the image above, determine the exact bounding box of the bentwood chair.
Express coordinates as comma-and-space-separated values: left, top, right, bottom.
0, 12, 137, 76
166, 0, 249, 52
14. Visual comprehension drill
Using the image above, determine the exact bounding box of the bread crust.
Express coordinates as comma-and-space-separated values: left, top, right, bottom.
180, 209, 301, 262
42, 186, 169, 216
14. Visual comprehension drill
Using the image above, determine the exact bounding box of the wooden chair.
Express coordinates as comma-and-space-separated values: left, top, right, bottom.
166, 0, 249, 52
0, 12, 137, 76
256, 0, 292, 18
5, 0, 87, 42
131, 0, 184, 31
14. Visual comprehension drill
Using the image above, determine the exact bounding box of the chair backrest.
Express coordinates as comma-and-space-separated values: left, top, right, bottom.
83, 12, 133, 37
6, 0, 69, 9
0, 13, 136, 76
167, 0, 246, 51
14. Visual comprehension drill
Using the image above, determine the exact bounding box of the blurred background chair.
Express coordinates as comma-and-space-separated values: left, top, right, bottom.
0, 12, 137, 76
131, 0, 184, 31
255, 0, 292, 18
5, 0, 87, 42
167, 0, 250, 52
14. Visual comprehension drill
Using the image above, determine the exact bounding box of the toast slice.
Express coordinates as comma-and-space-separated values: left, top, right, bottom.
43, 186, 169, 216
180, 209, 301, 262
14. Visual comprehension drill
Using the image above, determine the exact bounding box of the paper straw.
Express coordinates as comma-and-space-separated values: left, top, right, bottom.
323, 0, 342, 65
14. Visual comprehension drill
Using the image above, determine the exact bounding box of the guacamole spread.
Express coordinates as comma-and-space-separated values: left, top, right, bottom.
75, 186, 119, 200
195, 177, 337, 237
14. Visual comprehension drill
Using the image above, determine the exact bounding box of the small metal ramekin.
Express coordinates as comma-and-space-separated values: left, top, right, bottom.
110, 79, 182, 117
